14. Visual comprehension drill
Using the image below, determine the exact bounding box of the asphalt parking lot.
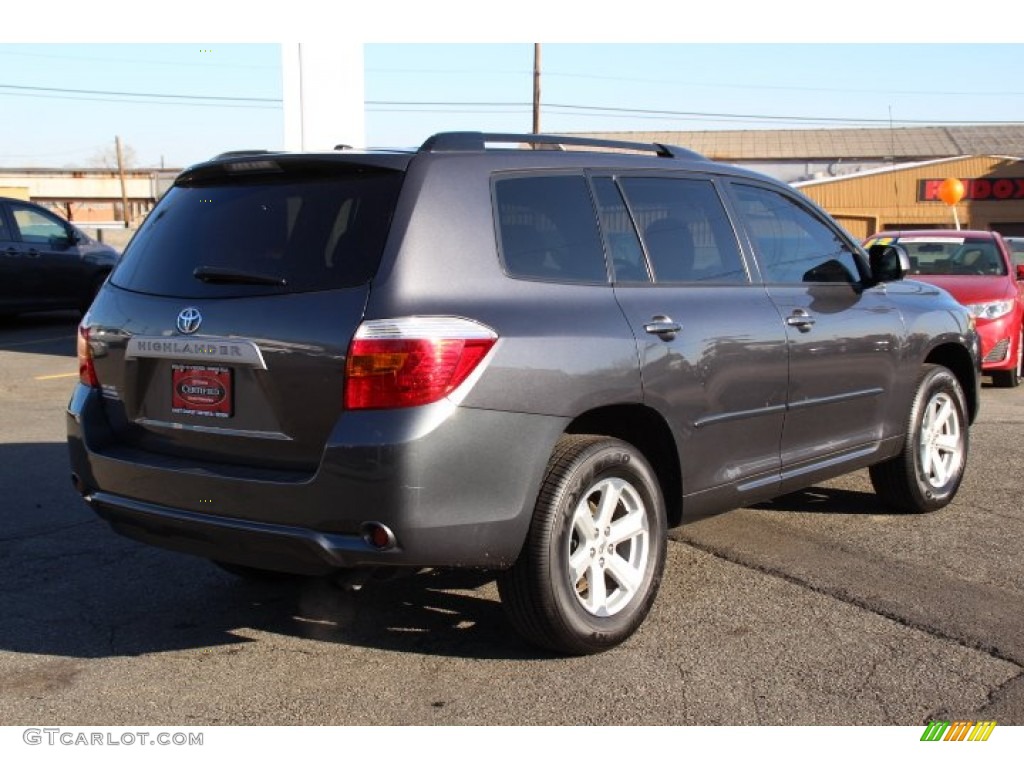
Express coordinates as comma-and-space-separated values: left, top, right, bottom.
0, 311, 1021, 726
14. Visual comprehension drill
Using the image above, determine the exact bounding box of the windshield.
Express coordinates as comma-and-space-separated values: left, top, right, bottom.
886, 236, 1008, 277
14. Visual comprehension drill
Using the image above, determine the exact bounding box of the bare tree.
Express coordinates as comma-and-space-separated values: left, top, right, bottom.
90, 142, 138, 169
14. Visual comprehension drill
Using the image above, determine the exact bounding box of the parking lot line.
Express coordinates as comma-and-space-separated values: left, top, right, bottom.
34, 372, 79, 381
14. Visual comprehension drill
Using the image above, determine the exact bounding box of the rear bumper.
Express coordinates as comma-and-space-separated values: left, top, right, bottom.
86, 492, 374, 575
68, 384, 565, 573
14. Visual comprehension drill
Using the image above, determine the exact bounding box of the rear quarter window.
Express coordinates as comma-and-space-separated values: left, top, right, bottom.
111, 169, 403, 298
494, 175, 608, 284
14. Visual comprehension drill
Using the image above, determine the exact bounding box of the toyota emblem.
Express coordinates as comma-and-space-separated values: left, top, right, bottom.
176, 307, 203, 335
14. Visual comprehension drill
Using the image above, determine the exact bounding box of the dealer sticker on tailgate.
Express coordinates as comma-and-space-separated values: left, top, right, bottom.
171, 364, 233, 418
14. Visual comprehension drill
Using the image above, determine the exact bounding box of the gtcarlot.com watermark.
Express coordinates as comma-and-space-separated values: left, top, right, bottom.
23, 728, 203, 747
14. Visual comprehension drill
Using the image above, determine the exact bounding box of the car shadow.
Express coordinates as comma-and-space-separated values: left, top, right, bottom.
0, 441, 551, 662
753, 485, 888, 515
0, 311, 80, 358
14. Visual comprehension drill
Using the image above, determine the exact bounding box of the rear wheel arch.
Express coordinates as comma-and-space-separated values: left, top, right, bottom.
497, 433, 668, 654
565, 404, 682, 527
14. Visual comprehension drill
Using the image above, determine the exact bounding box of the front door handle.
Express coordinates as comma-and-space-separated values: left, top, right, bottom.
644, 315, 682, 341
786, 308, 816, 330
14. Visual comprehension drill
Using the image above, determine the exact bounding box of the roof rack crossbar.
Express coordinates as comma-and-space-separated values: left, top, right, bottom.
418, 132, 703, 160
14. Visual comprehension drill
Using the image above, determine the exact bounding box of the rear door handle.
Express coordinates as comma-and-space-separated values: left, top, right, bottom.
786, 309, 816, 330
644, 315, 682, 341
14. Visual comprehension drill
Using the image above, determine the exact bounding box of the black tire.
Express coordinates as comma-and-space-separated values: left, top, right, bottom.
990, 329, 1022, 388
869, 365, 968, 514
497, 435, 667, 655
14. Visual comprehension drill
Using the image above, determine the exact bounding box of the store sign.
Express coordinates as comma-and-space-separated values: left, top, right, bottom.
919, 178, 1024, 202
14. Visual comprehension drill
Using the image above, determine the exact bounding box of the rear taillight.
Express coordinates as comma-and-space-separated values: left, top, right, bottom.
344, 317, 497, 410
78, 325, 99, 388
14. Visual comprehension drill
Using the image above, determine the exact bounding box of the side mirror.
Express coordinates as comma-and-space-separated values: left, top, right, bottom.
868, 243, 910, 283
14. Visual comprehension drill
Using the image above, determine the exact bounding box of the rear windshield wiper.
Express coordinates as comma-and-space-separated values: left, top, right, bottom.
193, 266, 288, 286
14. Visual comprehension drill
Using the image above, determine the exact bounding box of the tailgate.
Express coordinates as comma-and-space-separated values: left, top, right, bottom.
83, 159, 403, 473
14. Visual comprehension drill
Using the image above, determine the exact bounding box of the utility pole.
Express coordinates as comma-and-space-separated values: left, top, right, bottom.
532, 43, 541, 135
115, 136, 130, 228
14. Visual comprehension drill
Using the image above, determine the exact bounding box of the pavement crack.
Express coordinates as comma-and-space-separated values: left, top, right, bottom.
673, 535, 1024, 671
979, 667, 1024, 711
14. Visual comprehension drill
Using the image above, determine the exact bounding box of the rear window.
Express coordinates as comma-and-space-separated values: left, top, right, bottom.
111, 169, 403, 297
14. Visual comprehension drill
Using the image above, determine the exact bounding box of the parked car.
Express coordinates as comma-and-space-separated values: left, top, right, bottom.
864, 230, 1024, 387
0, 196, 119, 318
68, 132, 981, 655
1005, 236, 1024, 269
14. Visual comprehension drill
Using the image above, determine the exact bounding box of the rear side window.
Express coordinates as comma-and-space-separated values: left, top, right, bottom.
495, 175, 608, 284
111, 169, 402, 298
617, 177, 747, 283
592, 177, 650, 282
732, 184, 864, 284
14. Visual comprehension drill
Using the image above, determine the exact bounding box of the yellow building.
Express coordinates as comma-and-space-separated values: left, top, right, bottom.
794, 155, 1024, 240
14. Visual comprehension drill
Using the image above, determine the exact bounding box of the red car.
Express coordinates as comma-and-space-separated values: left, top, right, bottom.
864, 229, 1024, 387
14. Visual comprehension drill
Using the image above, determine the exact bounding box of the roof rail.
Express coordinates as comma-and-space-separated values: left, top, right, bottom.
418, 132, 703, 160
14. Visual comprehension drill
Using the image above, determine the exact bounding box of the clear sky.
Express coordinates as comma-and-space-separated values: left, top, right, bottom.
2, 3, 1024, 169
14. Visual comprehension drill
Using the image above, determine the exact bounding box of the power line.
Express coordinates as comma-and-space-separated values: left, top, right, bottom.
3, 82, 1017, 126
543, 70, 1024, 98
0, 83, 280, 103
365, 100, 1019, 126
1, 90, 280, 110
367, 66, 1024, 98
0, 49, 279, 70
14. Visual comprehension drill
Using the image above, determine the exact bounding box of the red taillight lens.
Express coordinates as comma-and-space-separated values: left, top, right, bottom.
344, 318, 497, 410
78, 325, 99, 388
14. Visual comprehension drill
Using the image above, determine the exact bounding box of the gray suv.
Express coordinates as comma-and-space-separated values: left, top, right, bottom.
68, 132, 981, 654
